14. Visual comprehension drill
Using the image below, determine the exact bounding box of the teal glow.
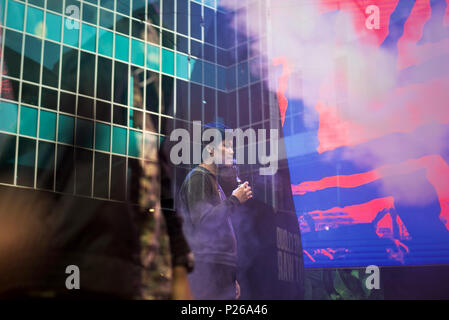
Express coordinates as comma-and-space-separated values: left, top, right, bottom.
190, 58, 202, 84
204, 0, 215, 7
131, 39, 145, 66
162, 48, 174, 75
63, 17, 79, 47
58, 114, 74, 144
176, 53, 189, 80
146, 43, 160, 71
6, 0, 24, 31
0, 0, 5, 24
39, 110, 56, 141
26, 6, 44, 37
81, 23, 97, 52
98, 28, 113, 57
112, 126, 127, 155
45, 11, 62, 42
0, 101, 18, 133
95, 122, 110, 152
128, 130, 142, 157
19, 106, 37, 137
115, 34, 129, 62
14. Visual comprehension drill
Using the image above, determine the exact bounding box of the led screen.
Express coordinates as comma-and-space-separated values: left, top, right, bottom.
271, 0, 449, 267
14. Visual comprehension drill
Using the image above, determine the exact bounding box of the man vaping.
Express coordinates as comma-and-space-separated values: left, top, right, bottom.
178, 122, 252, 299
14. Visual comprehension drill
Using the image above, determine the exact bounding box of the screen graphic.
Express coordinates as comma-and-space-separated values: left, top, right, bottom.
273, 0, 449, 267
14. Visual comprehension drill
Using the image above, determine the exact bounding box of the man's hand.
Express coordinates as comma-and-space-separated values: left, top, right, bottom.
171, 266, 193, 300
232, 181, 253, 203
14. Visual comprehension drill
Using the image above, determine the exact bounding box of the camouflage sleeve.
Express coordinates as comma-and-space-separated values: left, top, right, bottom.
159, 133, 193, 271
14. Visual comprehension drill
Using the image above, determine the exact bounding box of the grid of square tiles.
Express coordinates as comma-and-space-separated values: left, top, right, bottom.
0, 0, 273, 203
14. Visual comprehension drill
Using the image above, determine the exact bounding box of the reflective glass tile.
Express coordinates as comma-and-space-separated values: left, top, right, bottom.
19, 105, 37, 137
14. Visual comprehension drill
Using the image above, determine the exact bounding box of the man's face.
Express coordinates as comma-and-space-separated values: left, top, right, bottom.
215, 139, 234, 166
